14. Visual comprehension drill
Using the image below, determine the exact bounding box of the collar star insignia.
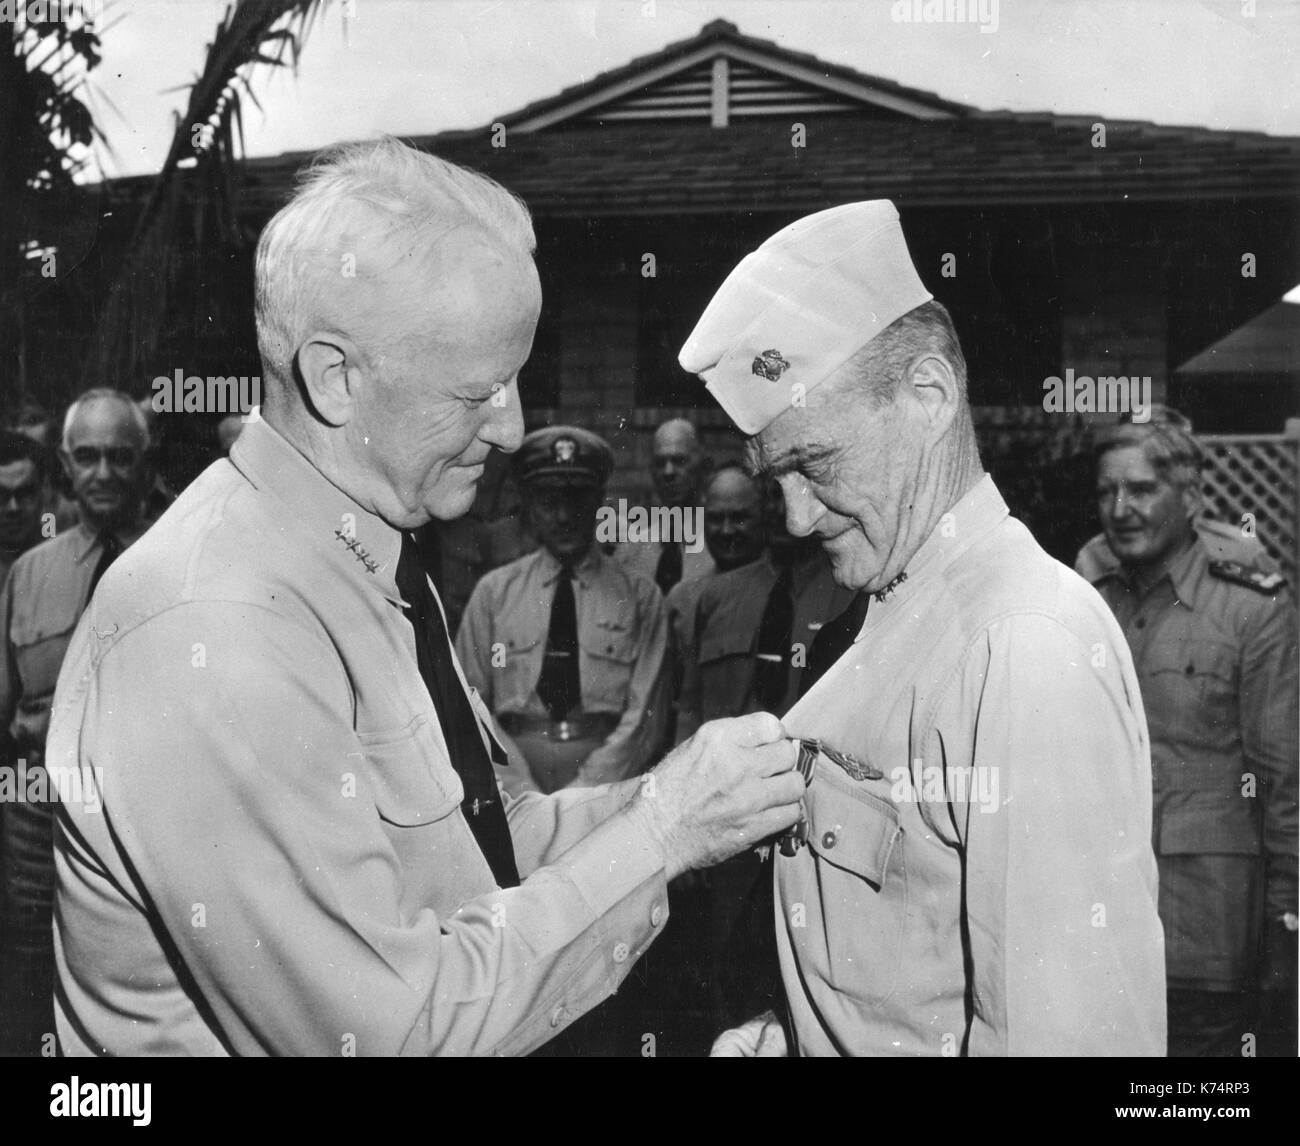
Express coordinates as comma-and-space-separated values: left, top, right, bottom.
873, 571, 907, 603
334, 528, 378, 574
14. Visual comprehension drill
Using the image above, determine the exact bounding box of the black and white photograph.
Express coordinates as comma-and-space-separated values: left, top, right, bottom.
0, 0, 1296, 1109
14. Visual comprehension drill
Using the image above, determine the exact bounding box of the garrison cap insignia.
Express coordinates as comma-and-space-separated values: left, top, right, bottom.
751, 348, 790, 382
554, 437, 577, 464
1209, 559, 1286, 594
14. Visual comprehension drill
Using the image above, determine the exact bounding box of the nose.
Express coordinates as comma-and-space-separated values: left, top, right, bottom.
1106, 489, 1134, 521
93, 454, 113, 481
778, 474, 822, 537
481, 381, 525, 454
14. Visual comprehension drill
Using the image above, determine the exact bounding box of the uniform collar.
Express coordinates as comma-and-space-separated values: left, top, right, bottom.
882, 473, 1008, 604
1092, 531, 1207, 611
537, 543, 603, 588
229, 417, 404, 605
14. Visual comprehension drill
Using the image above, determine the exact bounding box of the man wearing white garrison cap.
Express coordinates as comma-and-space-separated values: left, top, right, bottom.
684, 201, 1167, 1057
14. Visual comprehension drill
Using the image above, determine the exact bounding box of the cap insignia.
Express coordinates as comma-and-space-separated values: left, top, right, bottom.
751, 348, 790, 382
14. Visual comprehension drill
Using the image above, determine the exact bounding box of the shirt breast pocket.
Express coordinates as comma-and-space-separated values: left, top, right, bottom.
802, 764, 907, 1004
10, 600, 81, 715
360, 715, 463, 827
579, 621, 637, 711
1146, 640, 1237, 730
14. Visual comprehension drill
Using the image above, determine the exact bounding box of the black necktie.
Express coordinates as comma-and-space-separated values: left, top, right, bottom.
395, 533, 520, 888
799, 592, 870, 698
752, 564, 795, 712
535, 562, 581, 721
655, 541, 683, 595
87, 532, 123, 601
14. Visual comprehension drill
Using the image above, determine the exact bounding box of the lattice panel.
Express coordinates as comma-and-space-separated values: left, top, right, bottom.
1201, 435, 1300, 586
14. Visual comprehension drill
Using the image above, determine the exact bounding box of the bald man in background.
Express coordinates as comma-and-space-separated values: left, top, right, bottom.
615, 418, 713, 595
1, 389, 154, 1055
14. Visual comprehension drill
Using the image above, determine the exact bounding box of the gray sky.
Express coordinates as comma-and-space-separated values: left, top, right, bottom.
88, 0, 1300, 179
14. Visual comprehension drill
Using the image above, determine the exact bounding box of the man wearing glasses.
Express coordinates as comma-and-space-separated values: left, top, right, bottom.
0, 387, 154, 1054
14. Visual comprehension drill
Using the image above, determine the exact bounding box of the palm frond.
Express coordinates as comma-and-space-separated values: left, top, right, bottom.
84, 0, 332, 391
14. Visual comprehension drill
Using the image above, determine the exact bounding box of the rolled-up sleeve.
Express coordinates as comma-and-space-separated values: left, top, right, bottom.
70, 602, 669, 1057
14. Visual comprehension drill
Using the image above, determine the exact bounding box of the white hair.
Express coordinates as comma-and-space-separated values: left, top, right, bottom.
62, 388, 152, 452
254, 136, 536, 390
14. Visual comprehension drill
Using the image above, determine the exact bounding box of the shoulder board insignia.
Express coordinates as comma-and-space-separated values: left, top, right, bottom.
1208, 559, 1286, 594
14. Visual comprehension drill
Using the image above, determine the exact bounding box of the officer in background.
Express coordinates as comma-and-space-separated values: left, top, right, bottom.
673, 471, 856, 1030
676, 478, 856, 742
664, 464, 765, 666
1077, 407, 1298, 1057
614, 417, 713, 594
456, 426, 670, 794
0, 388, 154, 1054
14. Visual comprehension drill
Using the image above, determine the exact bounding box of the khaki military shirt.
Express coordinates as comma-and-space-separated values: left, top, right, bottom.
1078, 530, 1298, 990
456, 546, 669, 786
674, 552, 855, 739
613, 536, 714, 592
49, 419, 669, 1056
1, 522, 146, 759
775, 476, 1166, 1056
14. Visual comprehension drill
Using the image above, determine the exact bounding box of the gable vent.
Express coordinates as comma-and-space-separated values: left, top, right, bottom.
577, 54, 868, 127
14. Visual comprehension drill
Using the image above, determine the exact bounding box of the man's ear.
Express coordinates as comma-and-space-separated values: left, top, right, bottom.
1180, 478, 1204, 523
905, 354, 960, 437
57, 448, 74, 486
296, 334, 362, 427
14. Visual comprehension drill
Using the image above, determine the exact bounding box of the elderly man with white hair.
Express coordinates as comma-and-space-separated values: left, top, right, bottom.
685, 201, 1168, 1057
47, 138, 803, 1057
0, 387, 154, 1055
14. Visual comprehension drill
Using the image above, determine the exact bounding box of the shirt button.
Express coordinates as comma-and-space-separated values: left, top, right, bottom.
650, 904, 665, 928
1134, 618, 1146, 630
550, 1004, 566, 1028
612, 941, 630, 964
821, 830, 838, 850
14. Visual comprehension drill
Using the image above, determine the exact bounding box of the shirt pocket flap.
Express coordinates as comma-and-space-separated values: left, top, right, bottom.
1146, 640, 1236, 682
502, 631, 542, 655
699, 627, 753, 665
1159, 801, 1260, 856
10, 594, 82, 647
807, 775, 902, 888
361, 716, 463, 827
580, 624, 637, 664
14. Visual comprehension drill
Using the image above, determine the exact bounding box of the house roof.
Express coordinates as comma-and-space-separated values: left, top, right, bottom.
1178, 297, 1300, 375
105, 18, 1300, 218
478, 18, 970, 132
